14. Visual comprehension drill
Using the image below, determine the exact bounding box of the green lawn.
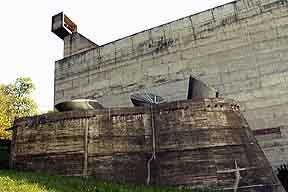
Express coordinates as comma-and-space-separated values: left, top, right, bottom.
0, 170, 222, 192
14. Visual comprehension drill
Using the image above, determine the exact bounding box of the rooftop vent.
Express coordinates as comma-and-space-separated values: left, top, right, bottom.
130, 93, 165, 107
51, 12, 77, 40
55, 99, 104, 112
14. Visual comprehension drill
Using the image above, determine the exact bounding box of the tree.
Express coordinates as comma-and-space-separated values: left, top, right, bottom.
0, 77, 38, 139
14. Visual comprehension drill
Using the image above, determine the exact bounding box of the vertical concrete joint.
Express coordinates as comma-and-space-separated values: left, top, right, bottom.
83, 118, 89, 177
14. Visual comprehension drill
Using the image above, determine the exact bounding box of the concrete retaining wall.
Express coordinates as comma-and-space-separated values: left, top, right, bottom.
10, 99, 282, 191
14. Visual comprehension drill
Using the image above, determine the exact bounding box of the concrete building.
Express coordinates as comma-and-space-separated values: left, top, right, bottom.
53, 0, 288, 169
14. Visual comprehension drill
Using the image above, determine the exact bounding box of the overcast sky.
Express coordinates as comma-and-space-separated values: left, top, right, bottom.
0, 0, 232, 112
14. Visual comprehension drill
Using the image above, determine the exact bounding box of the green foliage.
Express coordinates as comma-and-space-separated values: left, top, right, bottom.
0, 77, 38, 139
0, 170, 222, 192
0, 89, 13, 139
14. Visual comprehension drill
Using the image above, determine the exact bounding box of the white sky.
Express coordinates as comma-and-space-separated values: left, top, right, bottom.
0, 0, 232, 113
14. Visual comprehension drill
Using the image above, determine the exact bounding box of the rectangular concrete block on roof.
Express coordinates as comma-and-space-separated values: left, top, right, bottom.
54, 0, 288, 169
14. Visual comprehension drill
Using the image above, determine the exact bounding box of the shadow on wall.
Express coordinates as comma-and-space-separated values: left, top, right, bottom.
0, 139, 10, 169
277, 164, 288, 192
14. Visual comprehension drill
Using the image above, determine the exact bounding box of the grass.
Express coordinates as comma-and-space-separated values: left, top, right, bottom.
0, 170, 222, 192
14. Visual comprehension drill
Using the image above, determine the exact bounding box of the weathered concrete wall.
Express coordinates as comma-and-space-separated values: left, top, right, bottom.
54, 0, 288, 168
11, 99, 283, 191
63, 32, 98, 57
254, 126, 288, 168
10, 114, 85, 175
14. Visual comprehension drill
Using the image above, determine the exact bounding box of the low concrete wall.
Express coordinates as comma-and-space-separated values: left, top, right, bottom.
11, 99, 282, 191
